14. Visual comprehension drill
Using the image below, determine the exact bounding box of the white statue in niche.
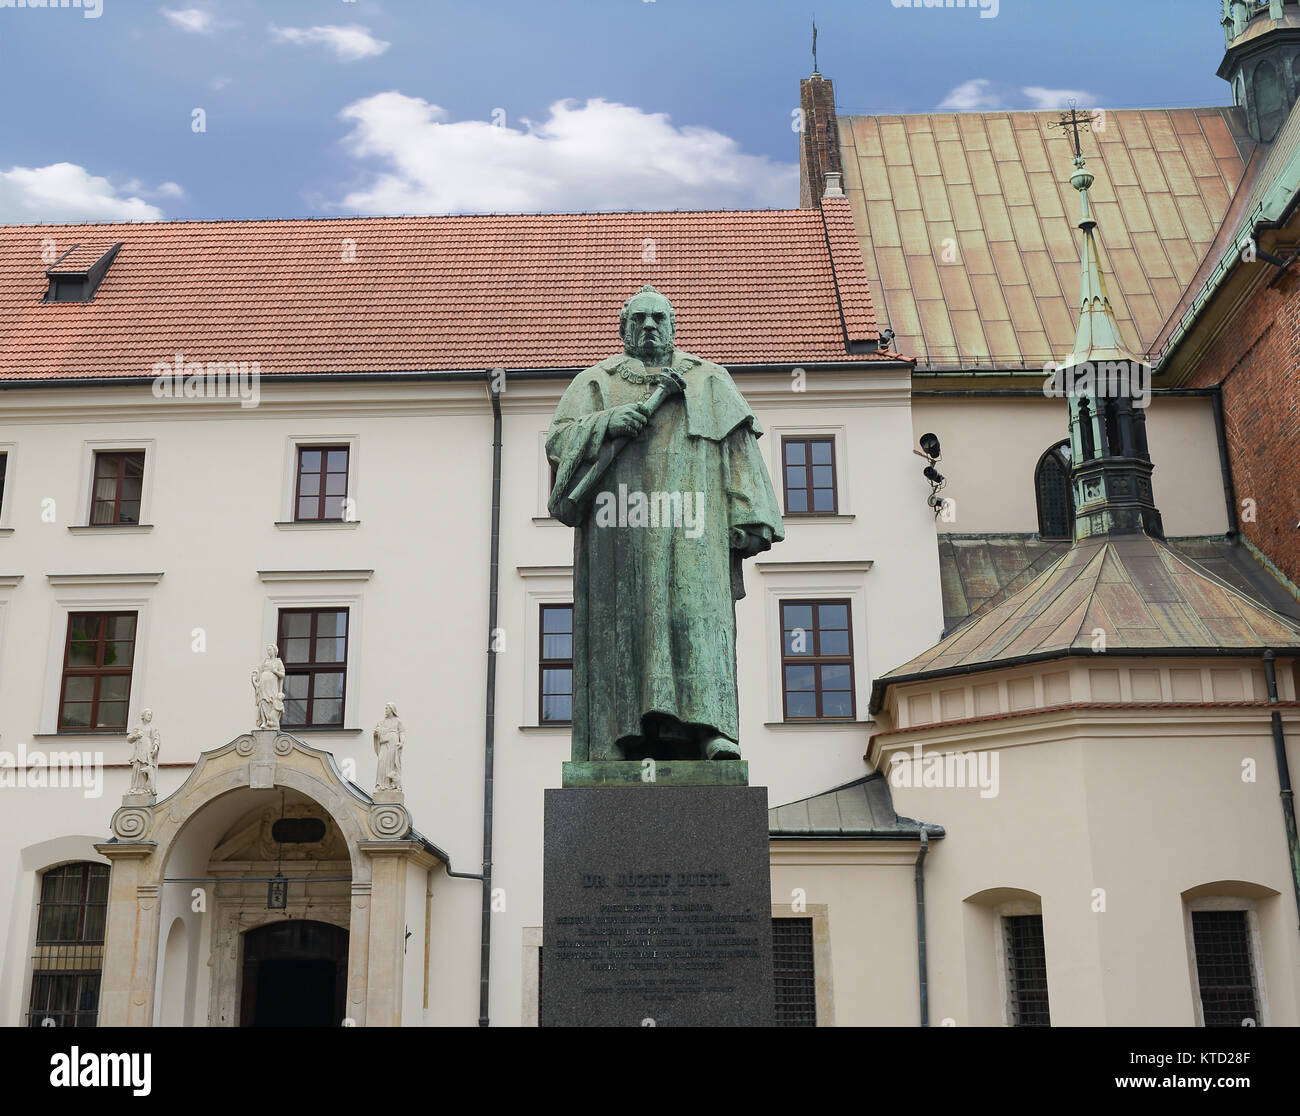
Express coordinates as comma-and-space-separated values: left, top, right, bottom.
252, 645, 286, 730
374, 703, 405, 793
126, 708, 161, 797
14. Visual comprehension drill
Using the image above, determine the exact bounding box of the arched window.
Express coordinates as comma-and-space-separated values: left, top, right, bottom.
1035, 441, 1073, 540
28, 862, 109, 1027
1253, 59, 1287, 141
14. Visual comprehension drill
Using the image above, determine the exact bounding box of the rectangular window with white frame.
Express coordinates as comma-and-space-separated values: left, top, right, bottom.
38, 577, 158, 736
766, 425, 850, 519
519, 566, 573, 729
0, 445, 11, 531
279, 435, 359, 526
74, 440, 155, 529
539, 603, 573, 724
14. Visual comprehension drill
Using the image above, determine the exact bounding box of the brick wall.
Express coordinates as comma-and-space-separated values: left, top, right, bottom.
1186, 266, 1300, 589
799, 74, 840, 209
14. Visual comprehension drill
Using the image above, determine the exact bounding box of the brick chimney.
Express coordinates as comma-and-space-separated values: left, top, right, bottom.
799, 72, 842, 208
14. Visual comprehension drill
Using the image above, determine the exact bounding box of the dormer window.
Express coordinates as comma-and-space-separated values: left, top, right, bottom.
44, 243, 122, 303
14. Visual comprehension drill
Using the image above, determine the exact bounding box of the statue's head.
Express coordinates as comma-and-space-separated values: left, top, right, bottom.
266, 644, 278, 658
620, 285, 676, 365
384, 702, 398, 717
141, 708, 152, 722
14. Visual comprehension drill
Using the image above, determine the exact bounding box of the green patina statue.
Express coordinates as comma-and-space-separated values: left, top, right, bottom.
547, 285, 785, 769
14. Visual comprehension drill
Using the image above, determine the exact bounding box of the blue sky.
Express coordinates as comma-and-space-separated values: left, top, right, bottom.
0, 0, 1233, 222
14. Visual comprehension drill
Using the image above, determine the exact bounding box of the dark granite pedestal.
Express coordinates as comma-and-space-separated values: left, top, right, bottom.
541, 785, 775, 1027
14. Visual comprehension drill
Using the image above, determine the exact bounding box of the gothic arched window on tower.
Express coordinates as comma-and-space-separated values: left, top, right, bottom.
1035, 441, 1074, 541
1253, 59, 1287, 142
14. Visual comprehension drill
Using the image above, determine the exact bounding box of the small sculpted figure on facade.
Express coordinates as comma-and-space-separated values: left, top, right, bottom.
252, 645, 286, 731
126, 708, 161, 797
374, 703, 405, 793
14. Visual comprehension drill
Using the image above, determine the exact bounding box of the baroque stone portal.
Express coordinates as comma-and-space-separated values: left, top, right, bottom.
546, 285, 784, 765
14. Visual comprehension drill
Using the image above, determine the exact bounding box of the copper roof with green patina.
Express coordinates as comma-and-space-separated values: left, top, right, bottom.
871, 533, 1300, 711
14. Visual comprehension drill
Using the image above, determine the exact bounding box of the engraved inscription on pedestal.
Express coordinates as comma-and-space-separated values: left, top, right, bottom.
542, 786, 775, 1027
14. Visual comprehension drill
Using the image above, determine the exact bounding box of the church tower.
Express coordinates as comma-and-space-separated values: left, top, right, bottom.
1054, 114, 1163, 543
1220, 0, 1300, 141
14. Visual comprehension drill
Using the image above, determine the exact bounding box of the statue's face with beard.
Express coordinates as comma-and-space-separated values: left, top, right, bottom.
620, 290, 676, 365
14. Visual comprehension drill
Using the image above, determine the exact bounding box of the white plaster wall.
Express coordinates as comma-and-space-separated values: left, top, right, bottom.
912, 395, 1229, 537
882, 709, 1300, 1026
0, 368, 942, 1026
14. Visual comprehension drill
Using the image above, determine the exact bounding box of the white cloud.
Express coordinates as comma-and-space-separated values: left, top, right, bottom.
161, 7, 215, 34
938, 79, 1001, 112
0, 163, 167, 222
155, 181, 185, 199
330, 93, 798, 214
938, 79, 1100, 113
211, 75, 232, 91
1021, 86, 1100, 111
270, 24, 390, 61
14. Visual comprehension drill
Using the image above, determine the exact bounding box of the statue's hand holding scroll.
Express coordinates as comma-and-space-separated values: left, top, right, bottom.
607, 403, 649, 439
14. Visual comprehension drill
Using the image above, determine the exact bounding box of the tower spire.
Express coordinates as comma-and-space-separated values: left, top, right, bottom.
1050, 106, 1163, 543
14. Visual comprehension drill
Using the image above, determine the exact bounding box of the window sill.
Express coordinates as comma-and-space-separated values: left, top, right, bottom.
35, 731, 127, 738
782, 514, 855, 524
274, 521, 362, 531
68, 524, 155, 534
763, 719, 873, 730
0, 528, 13, 538
519, 724, 572, 733
531, 517, 564, 525
282, 726, 364, 735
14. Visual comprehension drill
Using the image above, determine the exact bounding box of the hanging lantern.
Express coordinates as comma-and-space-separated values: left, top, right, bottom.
267, 873, 288, 910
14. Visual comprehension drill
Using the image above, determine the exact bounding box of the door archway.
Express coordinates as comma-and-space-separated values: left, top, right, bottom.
240, 920, 348, 1027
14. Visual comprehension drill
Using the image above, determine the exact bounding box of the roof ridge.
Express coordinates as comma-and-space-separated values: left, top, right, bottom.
0, 206, 814, 232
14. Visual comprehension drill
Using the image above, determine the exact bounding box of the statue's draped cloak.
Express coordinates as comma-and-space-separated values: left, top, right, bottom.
546, 351, 785, 759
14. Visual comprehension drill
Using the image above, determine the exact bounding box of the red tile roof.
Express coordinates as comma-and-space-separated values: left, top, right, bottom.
0, 204, 892, 381
46, 241, 121, 275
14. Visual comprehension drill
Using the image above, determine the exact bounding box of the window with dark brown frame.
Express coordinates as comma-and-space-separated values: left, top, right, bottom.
0, 451, 8, 519
89, 450, 144, 525
279, 608, 349, 727
27, 862, 109, 1027
1191, 909, 1260, 1027
58, 612, 137, 732
1035, 441, 1073, 540
781, 437, 837, 515
540, 604, 573, 724
294, 445, 350, 522
780, 599, 854, 720
1004, 914, 1051, 1027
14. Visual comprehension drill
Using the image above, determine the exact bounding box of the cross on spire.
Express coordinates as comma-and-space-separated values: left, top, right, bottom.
812, 17, 819, 74
1050, 100, 1102, 162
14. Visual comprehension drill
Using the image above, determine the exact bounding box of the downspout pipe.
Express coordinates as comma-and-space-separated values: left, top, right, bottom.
1263, 651, 1300, 930
914, 830, 930, 1026
478, 374, 504, 1026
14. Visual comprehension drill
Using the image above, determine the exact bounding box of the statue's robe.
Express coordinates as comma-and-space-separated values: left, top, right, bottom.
546, 350, 785, 760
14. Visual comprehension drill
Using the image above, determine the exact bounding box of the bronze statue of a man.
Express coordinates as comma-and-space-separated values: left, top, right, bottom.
546, 285, 784, 763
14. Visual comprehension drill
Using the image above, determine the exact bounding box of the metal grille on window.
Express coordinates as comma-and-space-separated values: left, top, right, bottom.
773, 918, 816, 1027
1005, 914, 1051, 1026
1192, 909, 1259, 1027
28, 863, 109, 1027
